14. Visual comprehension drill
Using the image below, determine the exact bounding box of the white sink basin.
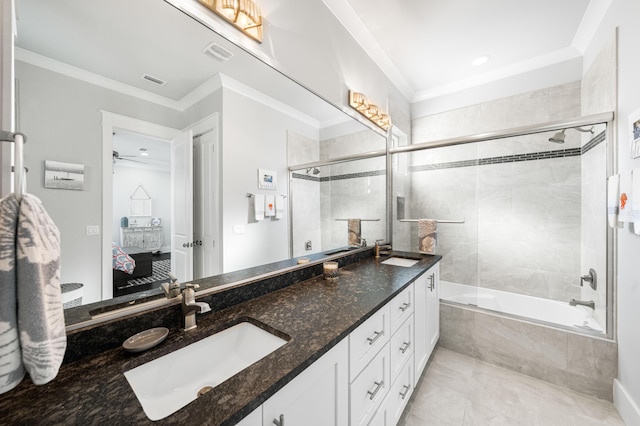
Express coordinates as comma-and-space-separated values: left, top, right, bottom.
124, 321, 288, 421
381, 257, 419, 267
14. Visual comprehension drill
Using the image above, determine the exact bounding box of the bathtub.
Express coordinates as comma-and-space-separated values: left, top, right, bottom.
440, 281, 604, 335
438, 280, 616, 400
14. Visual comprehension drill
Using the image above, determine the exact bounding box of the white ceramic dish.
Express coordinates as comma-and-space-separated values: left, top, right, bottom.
123, 327, 169, 353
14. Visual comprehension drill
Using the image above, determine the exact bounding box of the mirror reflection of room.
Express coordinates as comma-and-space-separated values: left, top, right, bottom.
112, 133, 171, 298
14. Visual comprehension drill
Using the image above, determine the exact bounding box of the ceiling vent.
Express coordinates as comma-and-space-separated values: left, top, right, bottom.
203, 42, 233, 62
141, 74, 167, 86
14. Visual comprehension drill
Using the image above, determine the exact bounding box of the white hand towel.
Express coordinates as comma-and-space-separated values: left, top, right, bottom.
254, 194, 265, 221
0, 194, 25, 394
607, 175, 620, 228
16, 194, 66, 385
265, 195, 275, 217
632, 169, 640, 235
419, 219, 437, 255
275, 196, 285, 219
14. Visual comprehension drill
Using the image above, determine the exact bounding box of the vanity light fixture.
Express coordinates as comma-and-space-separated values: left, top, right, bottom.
198, 0, 263, 43
348, 90, 392, 131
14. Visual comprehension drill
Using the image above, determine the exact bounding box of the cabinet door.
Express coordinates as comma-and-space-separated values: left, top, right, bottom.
425, 263, 440, 358
263, 339, 348, 426
413, 272, 428, 380
236, 406, 261, 426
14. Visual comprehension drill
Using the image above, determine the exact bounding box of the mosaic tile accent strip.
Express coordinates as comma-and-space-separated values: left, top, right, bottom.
292, 170, 385, 182
582, 130, 606, 155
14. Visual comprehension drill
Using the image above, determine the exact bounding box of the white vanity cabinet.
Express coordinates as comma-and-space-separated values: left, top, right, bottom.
414, 262, 440, 380
262, 338, 349, 426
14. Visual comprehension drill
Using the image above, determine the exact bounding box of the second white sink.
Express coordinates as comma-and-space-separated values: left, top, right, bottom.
381, 257, 419, 267
124, 321, 288, 421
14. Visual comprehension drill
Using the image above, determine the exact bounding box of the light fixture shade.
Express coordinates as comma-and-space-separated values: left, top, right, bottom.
348, 90, 392, 131
198, 0, 263, 43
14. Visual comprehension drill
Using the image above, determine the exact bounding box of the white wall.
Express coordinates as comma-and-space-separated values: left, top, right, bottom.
15, 61, 181, 304
220, 87, 316, 272
587, 1, 640, 423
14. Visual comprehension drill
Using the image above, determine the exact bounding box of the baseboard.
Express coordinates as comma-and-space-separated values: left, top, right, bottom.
614, 379, 640, 426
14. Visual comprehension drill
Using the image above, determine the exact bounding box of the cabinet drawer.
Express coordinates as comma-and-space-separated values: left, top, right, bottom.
350, 343, 390, 426
389, 314, 413, 382
349, 305, 390, 381
385, 354, 414, 426
389, 284, 413, 334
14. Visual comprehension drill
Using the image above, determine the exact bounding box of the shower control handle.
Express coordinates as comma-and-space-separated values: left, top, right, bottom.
580, 268, 597, 291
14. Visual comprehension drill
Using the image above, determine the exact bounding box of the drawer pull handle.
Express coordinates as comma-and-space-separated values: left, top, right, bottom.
367, 330, 384, 345
273, 414, 284, 426
400, 341, 411, 353
428, 274, 435, 291
399, 302, 411, 312
399, 384, 411, 400
367, 380, 384, 400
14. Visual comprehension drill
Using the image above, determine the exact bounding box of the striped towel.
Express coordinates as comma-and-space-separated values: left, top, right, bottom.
348, 219, 361, 246
0, 194, 25, 394
419, 219, 437, 255
16, 194, 66, 385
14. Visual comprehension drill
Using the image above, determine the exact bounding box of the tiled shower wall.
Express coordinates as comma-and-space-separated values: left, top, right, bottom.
289, 130, 386, 256
398, 81, 588, 302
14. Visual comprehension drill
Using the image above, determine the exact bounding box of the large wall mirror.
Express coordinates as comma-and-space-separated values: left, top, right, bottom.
14, 0, 387, 324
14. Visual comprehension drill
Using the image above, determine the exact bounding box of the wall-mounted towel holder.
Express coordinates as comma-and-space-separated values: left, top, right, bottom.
1, 130, 27, 200
334, 218, 380, 221
400, 219, 465, 224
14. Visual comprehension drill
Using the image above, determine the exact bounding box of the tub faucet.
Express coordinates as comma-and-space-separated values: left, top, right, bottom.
181, 283, 211, 331
569, 299, 595, 310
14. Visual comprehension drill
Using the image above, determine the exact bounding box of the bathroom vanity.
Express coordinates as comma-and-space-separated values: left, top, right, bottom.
0, 250, 440, 425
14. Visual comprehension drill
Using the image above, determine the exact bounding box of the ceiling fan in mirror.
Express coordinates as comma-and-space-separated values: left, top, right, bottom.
112, 150, 146, 165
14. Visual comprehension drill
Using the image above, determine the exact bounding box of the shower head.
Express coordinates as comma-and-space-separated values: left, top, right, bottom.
306, 167, 320, 175
548, 126, 595, 144
549, 130, 566, 144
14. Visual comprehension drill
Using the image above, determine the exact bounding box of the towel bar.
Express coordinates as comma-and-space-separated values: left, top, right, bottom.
334, 218, 380, 221
400, 219, 465, 224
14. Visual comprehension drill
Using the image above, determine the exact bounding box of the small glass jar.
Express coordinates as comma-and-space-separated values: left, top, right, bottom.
323, 261, 339, 280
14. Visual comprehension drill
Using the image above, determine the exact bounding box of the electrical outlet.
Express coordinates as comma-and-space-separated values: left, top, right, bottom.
232, 225, 245, 235
305, 241, 312, 251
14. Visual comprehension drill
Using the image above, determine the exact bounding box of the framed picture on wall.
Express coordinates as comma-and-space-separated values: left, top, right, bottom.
44, 160, 85, 190
629, 108, 640, 159
258, 168, 277, 190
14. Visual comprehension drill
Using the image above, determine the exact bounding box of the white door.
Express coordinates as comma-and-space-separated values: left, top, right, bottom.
0, 0, 15, 195
171, 129, 194, 283
193, 123, 220, 279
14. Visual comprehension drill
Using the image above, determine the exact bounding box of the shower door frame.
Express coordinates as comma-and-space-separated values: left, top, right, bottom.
388, 112, 617, 340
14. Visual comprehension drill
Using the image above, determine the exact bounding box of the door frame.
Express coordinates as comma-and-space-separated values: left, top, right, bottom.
101, 111, 181, 300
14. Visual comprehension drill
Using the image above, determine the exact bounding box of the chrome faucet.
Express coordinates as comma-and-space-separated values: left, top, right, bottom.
161, 273, 181, 299
375, 240, 392, 258
181, 283, 211, 331
569, 299, 595, 310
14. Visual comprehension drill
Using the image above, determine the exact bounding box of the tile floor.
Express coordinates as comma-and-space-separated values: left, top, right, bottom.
399, 347, 625, 425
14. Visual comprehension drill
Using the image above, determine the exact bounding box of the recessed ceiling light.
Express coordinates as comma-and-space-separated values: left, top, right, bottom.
139, 148, 149, 157
472, 55, 490, 66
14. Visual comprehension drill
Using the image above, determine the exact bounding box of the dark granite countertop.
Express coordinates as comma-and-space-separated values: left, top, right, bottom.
0, 252, 440, 425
